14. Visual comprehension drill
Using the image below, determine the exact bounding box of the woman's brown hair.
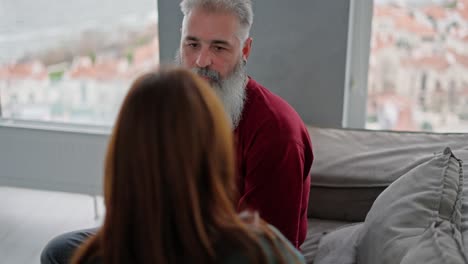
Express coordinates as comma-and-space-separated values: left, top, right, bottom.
71, 68, 300, 264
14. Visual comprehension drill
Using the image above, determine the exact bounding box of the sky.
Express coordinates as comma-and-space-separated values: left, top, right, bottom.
0, 0, 158, 63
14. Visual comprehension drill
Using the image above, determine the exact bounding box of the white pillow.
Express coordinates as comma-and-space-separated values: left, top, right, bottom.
357, 147, 465, 264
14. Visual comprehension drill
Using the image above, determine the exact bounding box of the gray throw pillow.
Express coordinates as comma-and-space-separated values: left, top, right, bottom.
463, 171, 468, 254
400, 221, 468, 264
357, 147, 465, 264
314, 223, 362, 264
455, 150, 468, 253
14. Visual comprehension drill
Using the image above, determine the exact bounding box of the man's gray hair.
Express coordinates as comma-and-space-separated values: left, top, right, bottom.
180, 0, 253, 42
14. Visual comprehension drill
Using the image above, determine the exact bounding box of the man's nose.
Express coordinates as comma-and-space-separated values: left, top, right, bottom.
195, 48, 212, 68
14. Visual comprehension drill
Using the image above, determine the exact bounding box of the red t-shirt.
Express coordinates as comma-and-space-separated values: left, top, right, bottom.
234, 78, 313, 248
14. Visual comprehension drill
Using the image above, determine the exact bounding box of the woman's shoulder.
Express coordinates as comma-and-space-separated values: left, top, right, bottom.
223, 224, 305, 264
258, 224, 305, 264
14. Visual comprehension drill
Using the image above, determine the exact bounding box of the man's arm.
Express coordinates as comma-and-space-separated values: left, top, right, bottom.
237, 134, 311, 248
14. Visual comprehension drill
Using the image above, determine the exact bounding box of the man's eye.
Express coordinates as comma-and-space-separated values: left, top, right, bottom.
187, 43, 198, 48
213, 46, 225, 51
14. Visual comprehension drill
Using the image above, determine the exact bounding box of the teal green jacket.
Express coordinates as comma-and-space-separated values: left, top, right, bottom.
83, 225, 305, 264
223, 225, 306, 264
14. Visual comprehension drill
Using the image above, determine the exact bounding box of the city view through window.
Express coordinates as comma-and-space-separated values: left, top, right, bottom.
367, 0, 468, 132
2, 1, 467, 131
0, 0, 159, 125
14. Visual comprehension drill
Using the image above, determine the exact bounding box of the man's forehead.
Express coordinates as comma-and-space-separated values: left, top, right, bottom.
181, 8, 241, 44
184, 35, 233, 46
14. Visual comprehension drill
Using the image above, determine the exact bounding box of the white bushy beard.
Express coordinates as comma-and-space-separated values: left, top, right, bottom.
175, 51, 247, 129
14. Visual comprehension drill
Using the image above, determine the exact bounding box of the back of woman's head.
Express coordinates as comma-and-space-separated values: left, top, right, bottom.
72, 68, 300, 264
103, 68, 237, 263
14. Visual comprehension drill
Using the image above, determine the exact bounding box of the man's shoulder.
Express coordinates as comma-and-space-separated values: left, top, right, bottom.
243, 78, 307, 138
246, 78, 291, 110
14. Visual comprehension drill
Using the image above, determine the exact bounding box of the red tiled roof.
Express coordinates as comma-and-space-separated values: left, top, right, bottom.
402, 49, 468, 71
448, 27, 468, 42
370, 92, 417, 131
463, 34, 468, 42
452, 52, 468, 68
68, 40, 159, 81
0, 61, 47, 80
461, 87, 468, 96
371, 34, 395, 53
69, 58, 125, 81
423, 5, 447, 20
395, 15, 435, 37
375, 5, 439, 37
133, 38, 159, 67
402, 54, 450, 71
457, 0, 468, 20
374, 5, 404, 18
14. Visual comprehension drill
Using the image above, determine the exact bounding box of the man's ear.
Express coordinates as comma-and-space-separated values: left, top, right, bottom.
242, 37, 253, 61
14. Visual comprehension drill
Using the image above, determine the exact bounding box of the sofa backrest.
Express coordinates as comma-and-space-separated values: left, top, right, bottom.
307, 126, 468, 222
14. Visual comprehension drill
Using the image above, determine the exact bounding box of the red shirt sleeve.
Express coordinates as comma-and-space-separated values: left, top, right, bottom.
237, 131, 309, 248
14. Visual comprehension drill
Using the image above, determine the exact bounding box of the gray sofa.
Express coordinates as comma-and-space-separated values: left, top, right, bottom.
301, 127, 468, 263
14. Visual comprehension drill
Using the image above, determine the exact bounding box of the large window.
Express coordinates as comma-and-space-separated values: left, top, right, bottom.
0, 0, 159, 126
366, 0, 468, 132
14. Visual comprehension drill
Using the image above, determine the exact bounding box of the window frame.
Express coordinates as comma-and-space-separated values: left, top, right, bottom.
343, 0, 374, 129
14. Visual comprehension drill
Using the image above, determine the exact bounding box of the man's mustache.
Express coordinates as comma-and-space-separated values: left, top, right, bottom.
192, 67, 221, 83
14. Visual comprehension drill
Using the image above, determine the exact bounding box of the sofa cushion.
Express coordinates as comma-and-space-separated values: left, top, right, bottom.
307, 186, 385, 222
314, 223, 362, 264
454, 150, 468, 253
300, 218, 353, 264
356, 147, 465, 264
308, 126, 468, 221
400, 221, 468, 264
